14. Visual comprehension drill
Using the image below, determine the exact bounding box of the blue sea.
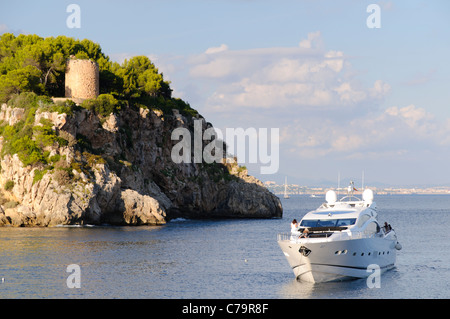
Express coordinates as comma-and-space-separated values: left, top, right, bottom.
0, 194, 449, 299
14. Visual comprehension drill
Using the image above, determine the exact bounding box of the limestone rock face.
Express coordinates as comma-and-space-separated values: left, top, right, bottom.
118, 189, 166, 225
0, 103, 282, 226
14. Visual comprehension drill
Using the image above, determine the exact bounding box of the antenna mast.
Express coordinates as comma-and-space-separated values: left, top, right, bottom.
337, 171, 340, 197
362, 171, 365, 191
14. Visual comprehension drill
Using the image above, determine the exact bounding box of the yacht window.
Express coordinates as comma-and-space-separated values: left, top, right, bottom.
317, 220, 336, 227
300, 218, 356, 227
336, 219, 357, 226
301, 220, 319, 227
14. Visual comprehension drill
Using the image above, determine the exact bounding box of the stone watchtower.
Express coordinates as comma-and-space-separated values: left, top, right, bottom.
65, 58, 99, 100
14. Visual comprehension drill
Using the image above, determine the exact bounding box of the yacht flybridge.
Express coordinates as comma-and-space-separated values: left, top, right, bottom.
278, 183, 401, 283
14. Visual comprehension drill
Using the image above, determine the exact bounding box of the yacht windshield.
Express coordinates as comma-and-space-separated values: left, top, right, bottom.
300, 218, 356, 227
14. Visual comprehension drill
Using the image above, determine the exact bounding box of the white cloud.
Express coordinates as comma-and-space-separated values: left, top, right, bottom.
150, 31, 450, 169
205, 44, 228, 55
185, 32, 388, 114
323, 51, 344, 72
370, 80, 391, 97
190, 56, 237, 79
281, 102, 448, 161
333, 82, 367, 104
298, 31, 323, 50
331, 135, 365, 152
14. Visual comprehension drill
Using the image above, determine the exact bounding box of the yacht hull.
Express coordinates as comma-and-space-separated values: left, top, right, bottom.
278, 236, 397, 283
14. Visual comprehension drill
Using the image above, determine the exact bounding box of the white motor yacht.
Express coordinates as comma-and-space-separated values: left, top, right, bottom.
278, 183, 401, 283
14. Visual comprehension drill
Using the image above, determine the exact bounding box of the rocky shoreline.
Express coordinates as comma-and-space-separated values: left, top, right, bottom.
0, 102, 282, 226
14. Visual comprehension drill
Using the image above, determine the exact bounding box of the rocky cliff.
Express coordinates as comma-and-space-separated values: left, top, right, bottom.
0, 102, 282, 226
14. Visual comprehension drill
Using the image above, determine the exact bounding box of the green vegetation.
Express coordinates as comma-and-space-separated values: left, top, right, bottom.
4, 180, 14, 191
33, 168, 47, 184
0, 93, 69, 167
0, 33, 202, 185
114, 55, 171, 99
0, 34, 105, 101
0, 33, 199, 117
202, 162, 239, 183
81, 93, 122, 116
0, 33, 201, 120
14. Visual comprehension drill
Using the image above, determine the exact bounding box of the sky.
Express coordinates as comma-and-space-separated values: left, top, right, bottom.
1, 0, 450, 187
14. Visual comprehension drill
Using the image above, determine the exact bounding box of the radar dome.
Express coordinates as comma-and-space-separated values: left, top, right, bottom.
363, 189, 374, 203
326, 190, 337, 204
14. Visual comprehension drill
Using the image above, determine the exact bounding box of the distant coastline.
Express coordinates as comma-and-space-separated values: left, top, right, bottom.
264, 181, 450, 196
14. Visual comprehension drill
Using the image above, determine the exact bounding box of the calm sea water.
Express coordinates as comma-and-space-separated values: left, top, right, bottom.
0, 194, 449, 299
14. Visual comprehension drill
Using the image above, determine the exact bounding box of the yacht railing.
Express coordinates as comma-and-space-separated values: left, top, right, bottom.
277, 230, 382, 243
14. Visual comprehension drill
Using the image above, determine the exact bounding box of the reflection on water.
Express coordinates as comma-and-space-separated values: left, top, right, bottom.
1, 195, 450, 298
279, 279, 316, 298
0, 226, 163, 298
280, 277, 373, 299
278, 266, 405, 299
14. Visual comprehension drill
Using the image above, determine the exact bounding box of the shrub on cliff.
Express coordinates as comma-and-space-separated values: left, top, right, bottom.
0, 33, 202, 123
4, 180, 14, 191
116, 56, 172, 99
0, 92, 69, 166
0, 34, 172, 104
81, 93, 122, 116
0, 34, 112, 101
